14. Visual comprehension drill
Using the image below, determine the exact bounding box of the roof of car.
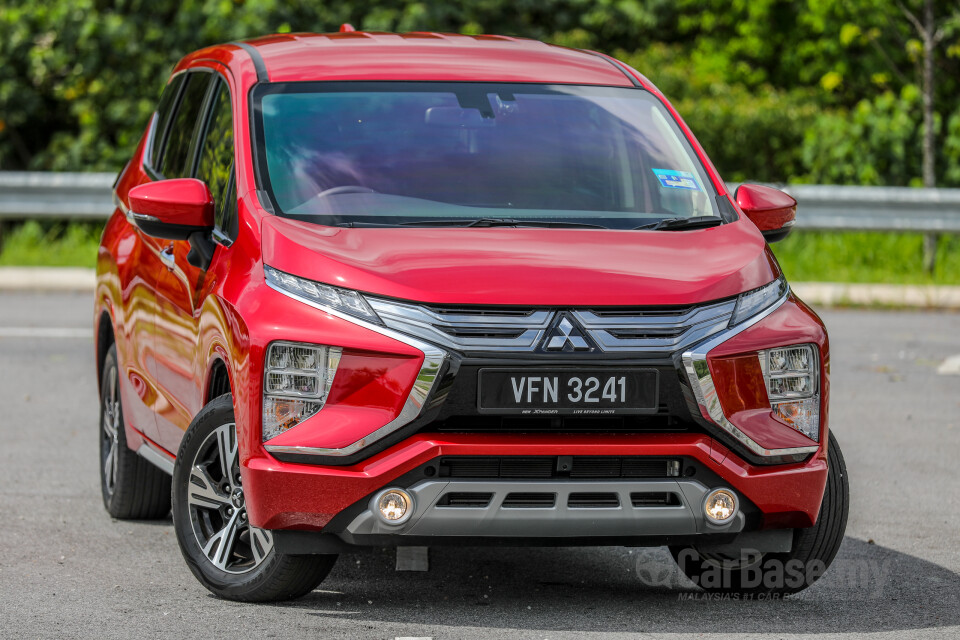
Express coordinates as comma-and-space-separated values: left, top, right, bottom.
222, 32, 639, 87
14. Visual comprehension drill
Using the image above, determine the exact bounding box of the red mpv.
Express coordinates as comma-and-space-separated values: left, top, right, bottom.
95, 32, 848, 602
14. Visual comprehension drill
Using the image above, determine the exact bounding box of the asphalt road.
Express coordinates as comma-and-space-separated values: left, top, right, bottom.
1, 291, 959, 639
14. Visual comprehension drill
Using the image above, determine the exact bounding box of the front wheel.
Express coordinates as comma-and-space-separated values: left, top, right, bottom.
171, 394, 337, 602
670, 431, 849, 596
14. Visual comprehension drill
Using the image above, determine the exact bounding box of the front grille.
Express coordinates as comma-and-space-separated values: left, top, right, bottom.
432, 414, 685, 433
439, 458, 501, 477
366, 297, 736, 353
502, 492, 556, 508
586, 306, 695, 318
438, 456, 682, 479
432, 307, 537, 318
499, 457, 555, 478
568, 457, 623, 478
568, 492, 620, 508
572, 302, 735, 352
606, 328, 686, 340
621, 458, 681, 477
366, 299, 552, 351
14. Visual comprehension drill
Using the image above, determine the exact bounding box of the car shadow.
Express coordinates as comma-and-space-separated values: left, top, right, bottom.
269, 537, 958, 634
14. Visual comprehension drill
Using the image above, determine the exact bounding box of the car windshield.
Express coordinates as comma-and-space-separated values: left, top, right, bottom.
253, 82, 723, 229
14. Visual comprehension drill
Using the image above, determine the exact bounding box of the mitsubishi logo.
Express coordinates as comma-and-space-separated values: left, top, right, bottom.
540, 313, 596, 352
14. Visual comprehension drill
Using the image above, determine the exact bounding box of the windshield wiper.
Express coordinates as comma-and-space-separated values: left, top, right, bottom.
633, 216, 723, 231
399, 218, 608, 229
334, 221, 400, 228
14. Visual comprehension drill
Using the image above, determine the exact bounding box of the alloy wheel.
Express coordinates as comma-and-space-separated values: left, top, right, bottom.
186, 423, 273, 574
100, 365, 120, 497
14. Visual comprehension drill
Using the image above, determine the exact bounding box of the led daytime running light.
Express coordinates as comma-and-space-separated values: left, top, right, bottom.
265, 266, 381, 324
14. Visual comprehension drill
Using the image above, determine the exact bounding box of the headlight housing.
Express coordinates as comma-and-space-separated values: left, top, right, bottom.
262, 341, 342, 441
759, 344, 819, 441
730, 277, 787, 326
264, 265, 381, 324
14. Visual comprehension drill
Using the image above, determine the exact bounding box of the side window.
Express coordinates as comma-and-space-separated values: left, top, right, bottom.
196, 79, 237, 241
149, 74, 185, 169
160, 72, 213, 179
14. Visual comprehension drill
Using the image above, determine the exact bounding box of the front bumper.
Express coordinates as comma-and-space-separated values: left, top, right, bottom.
243, 432, 827, 536
242, 281, 830, 541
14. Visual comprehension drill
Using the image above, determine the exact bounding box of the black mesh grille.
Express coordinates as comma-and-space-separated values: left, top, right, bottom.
569, 457, 622, 477
438, 456, 680, 479
440, 458, 501, 477
431, 414, 685, 433
621, 458, 678, 477
498, 457, 554, 478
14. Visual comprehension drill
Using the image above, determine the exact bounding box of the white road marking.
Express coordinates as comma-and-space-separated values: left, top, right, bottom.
0, 327, 90, 339
937, 354, 960, 375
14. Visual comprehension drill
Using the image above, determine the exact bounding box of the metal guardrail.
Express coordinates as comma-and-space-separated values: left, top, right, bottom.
0, 172, 116, 220
2, 172, 960, 232
782, 184, 960, 232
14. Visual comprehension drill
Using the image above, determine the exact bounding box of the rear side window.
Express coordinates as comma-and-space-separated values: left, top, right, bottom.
160, 72, 213, 179
196, 80, 237, 239
149, 74, 185, 169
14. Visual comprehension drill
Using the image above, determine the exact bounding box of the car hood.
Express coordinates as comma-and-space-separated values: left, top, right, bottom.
260, 215, 779, 307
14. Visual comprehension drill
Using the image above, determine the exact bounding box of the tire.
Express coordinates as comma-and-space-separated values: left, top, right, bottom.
171, 394, 338, 602
99, 344, 172, 519
670, 431, 849, 596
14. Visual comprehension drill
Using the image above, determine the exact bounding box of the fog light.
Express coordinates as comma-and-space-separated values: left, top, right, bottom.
703, 488, 738, 525
375, 489, 414, 525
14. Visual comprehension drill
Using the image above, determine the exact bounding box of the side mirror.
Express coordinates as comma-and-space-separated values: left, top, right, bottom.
128, 178, 214, 240
735, 184, 796, 243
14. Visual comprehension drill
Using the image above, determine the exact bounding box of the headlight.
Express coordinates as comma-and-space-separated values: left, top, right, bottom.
730, 277, 787, 326
262, 341, 341, 441
759, 344, 819, 441
264, 265, 381, 324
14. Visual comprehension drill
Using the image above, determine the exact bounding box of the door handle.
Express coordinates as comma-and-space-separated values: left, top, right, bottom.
160, 244, 175, 270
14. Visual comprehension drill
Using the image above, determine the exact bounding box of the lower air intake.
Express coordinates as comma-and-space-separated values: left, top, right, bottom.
567, 492, 621, 508
501, 492, 556, 508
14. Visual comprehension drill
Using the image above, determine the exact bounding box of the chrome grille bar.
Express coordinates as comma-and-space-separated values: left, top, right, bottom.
367, 297, 736, 354
367, 298, 552, 351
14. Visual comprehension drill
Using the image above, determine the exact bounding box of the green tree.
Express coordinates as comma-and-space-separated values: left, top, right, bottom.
0, 0, 957, 197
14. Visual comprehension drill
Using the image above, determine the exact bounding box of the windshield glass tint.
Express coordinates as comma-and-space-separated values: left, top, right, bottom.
255, 83, 720, 228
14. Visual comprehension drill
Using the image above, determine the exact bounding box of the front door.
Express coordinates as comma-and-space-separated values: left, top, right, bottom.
153, 73, 236, 453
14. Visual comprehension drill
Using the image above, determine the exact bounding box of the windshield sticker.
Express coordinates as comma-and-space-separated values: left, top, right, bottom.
652, 169, 701, 191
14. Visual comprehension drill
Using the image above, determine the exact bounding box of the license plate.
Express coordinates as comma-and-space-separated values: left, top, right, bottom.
477, 368, 658, 415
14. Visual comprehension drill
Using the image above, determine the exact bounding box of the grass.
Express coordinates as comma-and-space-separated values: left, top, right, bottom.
0, 221, 958, 286
771, 231, 960, 285
0, 220, 103, 268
